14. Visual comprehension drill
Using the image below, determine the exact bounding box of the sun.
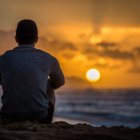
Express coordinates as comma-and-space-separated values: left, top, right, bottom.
86, 69, 101, 82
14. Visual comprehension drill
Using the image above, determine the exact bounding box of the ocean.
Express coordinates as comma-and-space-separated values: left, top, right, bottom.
0, 87, 139, 128
54, 88, 140, 128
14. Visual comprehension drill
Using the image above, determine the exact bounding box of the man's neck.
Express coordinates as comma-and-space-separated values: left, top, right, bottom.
18, 44, 35, 48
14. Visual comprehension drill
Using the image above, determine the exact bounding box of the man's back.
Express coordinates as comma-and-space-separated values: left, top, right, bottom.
0, 45, 64, 121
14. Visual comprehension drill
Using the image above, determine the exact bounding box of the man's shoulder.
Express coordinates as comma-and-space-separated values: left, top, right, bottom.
0, 48, 58, 63
0, 50, 12, 58
35, 48, 57, 61
0, 50, 12, 64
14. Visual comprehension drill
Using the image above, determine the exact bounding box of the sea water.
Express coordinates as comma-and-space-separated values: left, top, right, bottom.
55, 88, 140, 128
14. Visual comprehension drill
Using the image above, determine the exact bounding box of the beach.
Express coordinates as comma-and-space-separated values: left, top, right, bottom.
0, 120, 139, 140
0, 88, 140, 140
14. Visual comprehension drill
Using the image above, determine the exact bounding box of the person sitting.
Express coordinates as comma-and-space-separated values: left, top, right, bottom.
0, 19, 65, 123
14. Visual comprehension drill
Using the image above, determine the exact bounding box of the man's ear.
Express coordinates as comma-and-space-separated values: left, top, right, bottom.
35, 36, 38, 43
15, 36, 19, 43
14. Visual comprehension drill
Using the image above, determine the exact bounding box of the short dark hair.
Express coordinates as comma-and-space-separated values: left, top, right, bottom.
16, 19, 38, 44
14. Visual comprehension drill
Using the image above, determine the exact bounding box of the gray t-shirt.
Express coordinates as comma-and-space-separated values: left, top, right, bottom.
0, 45, 64, 120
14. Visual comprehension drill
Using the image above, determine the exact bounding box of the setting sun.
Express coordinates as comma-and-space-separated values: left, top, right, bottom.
86, 69, 101, 82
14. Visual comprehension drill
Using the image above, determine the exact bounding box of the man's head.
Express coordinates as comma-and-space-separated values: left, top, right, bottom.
15, 19, 38, 45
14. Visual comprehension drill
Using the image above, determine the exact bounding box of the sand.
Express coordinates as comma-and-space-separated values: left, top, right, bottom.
0, 121, 139, 140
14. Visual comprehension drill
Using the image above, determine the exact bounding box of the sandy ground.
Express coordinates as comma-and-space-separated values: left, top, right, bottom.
0, 121, 139, 140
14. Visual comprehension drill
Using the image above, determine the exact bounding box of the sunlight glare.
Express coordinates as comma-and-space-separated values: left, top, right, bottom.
86, 69, 101, 82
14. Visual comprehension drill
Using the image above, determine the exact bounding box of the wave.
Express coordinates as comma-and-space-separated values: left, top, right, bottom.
55, 89, 140, 128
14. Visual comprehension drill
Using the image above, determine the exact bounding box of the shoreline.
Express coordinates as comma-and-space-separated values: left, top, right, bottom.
53, 116, 90, 125
53, 116, 140, 128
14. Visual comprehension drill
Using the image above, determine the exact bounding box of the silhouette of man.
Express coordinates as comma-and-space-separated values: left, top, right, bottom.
0, 19, 65, 123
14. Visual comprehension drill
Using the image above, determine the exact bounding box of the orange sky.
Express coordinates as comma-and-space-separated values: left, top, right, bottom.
0, 0, 140, 89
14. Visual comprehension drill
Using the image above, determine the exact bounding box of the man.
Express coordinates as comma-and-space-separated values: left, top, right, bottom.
0, 19, 65, 123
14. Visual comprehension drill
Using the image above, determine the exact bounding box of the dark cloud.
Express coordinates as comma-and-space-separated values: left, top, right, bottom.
82, 42, 133, 60
96, 41, 118, 48
38, 35, 78, 52
61, 42, 78, 51
93, 63, 108, 68
100, 49, 133, 60
82, 42, 140, 71
133, 47, 140, 55
62, 53, 76, 59
64, 76, 92, 90
128, 47, 140, 73
93, 62, 122, 69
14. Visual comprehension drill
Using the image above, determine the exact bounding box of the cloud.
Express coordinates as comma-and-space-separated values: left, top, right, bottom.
96, 41, 118, 48
128, 66, 140, 73
0, 30, 15, 40
37, 34, 79, 60
95, 41, 133, 60
63, 76, 92, 90
61, 42, 78, 51
82, 42, 133, 60
127, 47, 140, 73
0, 30, 78, 61
82, 41, 140, 71
0, 29, 140, 75
133, 47, 140, 55
100, 49, 133, 60
0, 0, 140, 31
61, 52, 77, 60
93, 61, 122, 69
38, 35, 78, 51
0, 30, 16, 54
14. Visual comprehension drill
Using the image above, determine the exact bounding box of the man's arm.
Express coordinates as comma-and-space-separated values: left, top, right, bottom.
46, 78, 56, 105
49, 58, 65, 89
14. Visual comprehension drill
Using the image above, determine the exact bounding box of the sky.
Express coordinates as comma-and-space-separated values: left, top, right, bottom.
0, 0, 140, 89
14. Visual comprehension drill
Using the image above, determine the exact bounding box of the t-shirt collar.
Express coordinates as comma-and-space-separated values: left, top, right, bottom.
18, 44, 35, 48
